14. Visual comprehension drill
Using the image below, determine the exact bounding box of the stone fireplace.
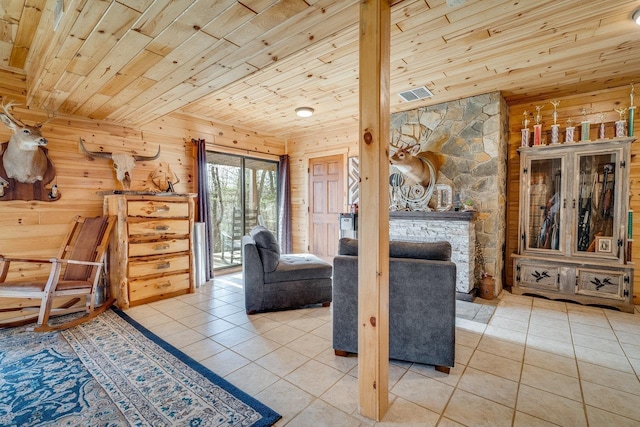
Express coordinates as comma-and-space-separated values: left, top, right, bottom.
389, 91, 508, 293
389, 211, 476, 297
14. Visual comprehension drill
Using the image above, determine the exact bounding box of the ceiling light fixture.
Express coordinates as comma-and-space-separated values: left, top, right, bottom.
633, 8, 640, 25
295, 107, 314, 117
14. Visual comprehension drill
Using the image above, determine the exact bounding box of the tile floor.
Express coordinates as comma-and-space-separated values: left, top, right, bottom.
124, 272, 640, 426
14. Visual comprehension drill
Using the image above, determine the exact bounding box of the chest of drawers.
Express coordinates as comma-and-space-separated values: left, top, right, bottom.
104, 194, 196, 309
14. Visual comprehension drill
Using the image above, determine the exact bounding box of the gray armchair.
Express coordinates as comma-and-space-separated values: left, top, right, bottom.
242, 226, 333, 314
332, 238, 456, 373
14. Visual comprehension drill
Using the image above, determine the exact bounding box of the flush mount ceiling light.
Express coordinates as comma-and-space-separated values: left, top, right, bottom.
295, 107, 314, 117
633, 8, 640, 25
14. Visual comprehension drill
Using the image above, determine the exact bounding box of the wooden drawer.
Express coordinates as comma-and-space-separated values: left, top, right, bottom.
127, 200, 189, 218
128, 238, 190, 257
128, 219, 190, 237
128, 254, 190, 279
129, 273, 190, 302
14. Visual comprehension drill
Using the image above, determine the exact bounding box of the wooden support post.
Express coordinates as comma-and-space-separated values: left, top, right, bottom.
358, 0, 390, 421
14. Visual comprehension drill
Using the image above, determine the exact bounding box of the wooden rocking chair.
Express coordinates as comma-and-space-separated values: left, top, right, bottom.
0, 215, 116, 332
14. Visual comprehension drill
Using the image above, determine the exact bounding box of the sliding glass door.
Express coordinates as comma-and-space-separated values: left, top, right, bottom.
207, 152, 278, 270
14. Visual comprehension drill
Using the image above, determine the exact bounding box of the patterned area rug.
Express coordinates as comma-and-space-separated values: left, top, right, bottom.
0, 309, 281, 427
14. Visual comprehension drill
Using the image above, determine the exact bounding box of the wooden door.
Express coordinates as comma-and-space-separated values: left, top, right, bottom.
309, 155, 344, 262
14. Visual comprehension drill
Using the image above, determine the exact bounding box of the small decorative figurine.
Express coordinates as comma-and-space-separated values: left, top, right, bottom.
580, 108, 590, 142
521, 110, 530, 147
533, 105, 543, 146
615, 108, 628, 138
565, 118, 575, 143
630, 82, 635, 137
550, 101, 560, 144
597, 112, 606, 140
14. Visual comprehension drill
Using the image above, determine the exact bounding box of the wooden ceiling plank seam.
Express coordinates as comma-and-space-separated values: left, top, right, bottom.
219, 4, 357, 71
61, 29, 152, 115
142, 31, 222, 81
223, 0, 309, 47
8, 0, 46, 68
200, 2, 257, 41
26, 0, 109, 107
96, 49, 164, 97
91, 76, 158, 120
242, 0, 358, 69
142, 0, 235, 57
128, 62, 262, 126
65, 2, 141, 77
113, 38, 238, 115
132, 0, 195, 39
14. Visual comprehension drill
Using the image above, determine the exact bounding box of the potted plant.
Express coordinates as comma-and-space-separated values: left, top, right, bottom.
463, 198, 475, 211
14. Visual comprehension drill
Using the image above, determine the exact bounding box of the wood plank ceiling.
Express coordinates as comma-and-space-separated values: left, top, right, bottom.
1, 0, 639, 139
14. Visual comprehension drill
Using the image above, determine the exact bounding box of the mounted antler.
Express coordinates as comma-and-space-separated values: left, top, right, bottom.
389, 113, 438, 187
79, 138, 161, 190
0, 99, 50, 183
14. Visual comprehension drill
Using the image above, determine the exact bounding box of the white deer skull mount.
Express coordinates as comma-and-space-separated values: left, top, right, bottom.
79, 138, 161, 190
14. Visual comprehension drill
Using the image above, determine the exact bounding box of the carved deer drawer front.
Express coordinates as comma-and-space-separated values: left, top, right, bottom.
104, 194, 196, 309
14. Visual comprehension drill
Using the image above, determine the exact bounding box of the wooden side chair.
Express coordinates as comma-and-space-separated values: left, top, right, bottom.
0, 215, 116, 332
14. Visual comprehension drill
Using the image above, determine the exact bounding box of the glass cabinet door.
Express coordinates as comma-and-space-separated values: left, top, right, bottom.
526, 157, 563, 252
574, 151, 619, 257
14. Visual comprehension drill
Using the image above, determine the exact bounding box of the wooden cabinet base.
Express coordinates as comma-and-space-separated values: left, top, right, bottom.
512, 285, 634, 313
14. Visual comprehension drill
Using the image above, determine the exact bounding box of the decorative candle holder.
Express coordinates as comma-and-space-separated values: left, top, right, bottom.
533, 105, 543, 146
630, 82, 635, 137
580, 108, 590, 142
521, 110, 530, 147
533, 124, 542, 146
521, 129, 530, 147
549, 101, 560, 144
565, 118, 575, 143
615, 108, 627, 138
597, 112, 606, 140
550, 124, 560, 144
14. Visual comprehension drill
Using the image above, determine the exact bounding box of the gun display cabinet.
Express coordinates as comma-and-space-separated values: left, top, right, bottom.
512, 137, 635, 312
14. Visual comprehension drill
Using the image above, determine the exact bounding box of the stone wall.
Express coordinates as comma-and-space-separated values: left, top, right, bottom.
390, 92, 509, 292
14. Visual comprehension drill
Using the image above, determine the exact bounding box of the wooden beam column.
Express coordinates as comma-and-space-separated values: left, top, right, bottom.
358, 0, 390, 421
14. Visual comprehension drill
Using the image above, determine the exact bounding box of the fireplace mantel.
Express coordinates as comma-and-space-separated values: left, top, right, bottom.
390, 210, 475, 221
389, 210, 476, 297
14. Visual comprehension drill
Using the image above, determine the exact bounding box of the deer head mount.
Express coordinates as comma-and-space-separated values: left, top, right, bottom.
389, 121, 439, 187
79, 138, 161, 190
0, 100, 50, 183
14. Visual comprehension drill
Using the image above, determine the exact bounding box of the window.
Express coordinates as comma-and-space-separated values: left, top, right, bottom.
206, 152, 278, 270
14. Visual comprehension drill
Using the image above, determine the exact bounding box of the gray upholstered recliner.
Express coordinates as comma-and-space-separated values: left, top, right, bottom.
332, 238, 456, 373
242, 226, 333, 314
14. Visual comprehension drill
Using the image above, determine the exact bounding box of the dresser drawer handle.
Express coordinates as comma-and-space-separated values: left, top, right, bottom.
156, 262, 171, 270
154, 243, 170, 250
155, 282, 172, 289
154, 205, 170, 212
155, 225, 170, 231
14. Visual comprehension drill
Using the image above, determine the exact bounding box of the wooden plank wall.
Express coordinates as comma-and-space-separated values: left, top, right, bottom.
507, 85, 640, 302
0, 68, 284, 286
287, 126, 359, 252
